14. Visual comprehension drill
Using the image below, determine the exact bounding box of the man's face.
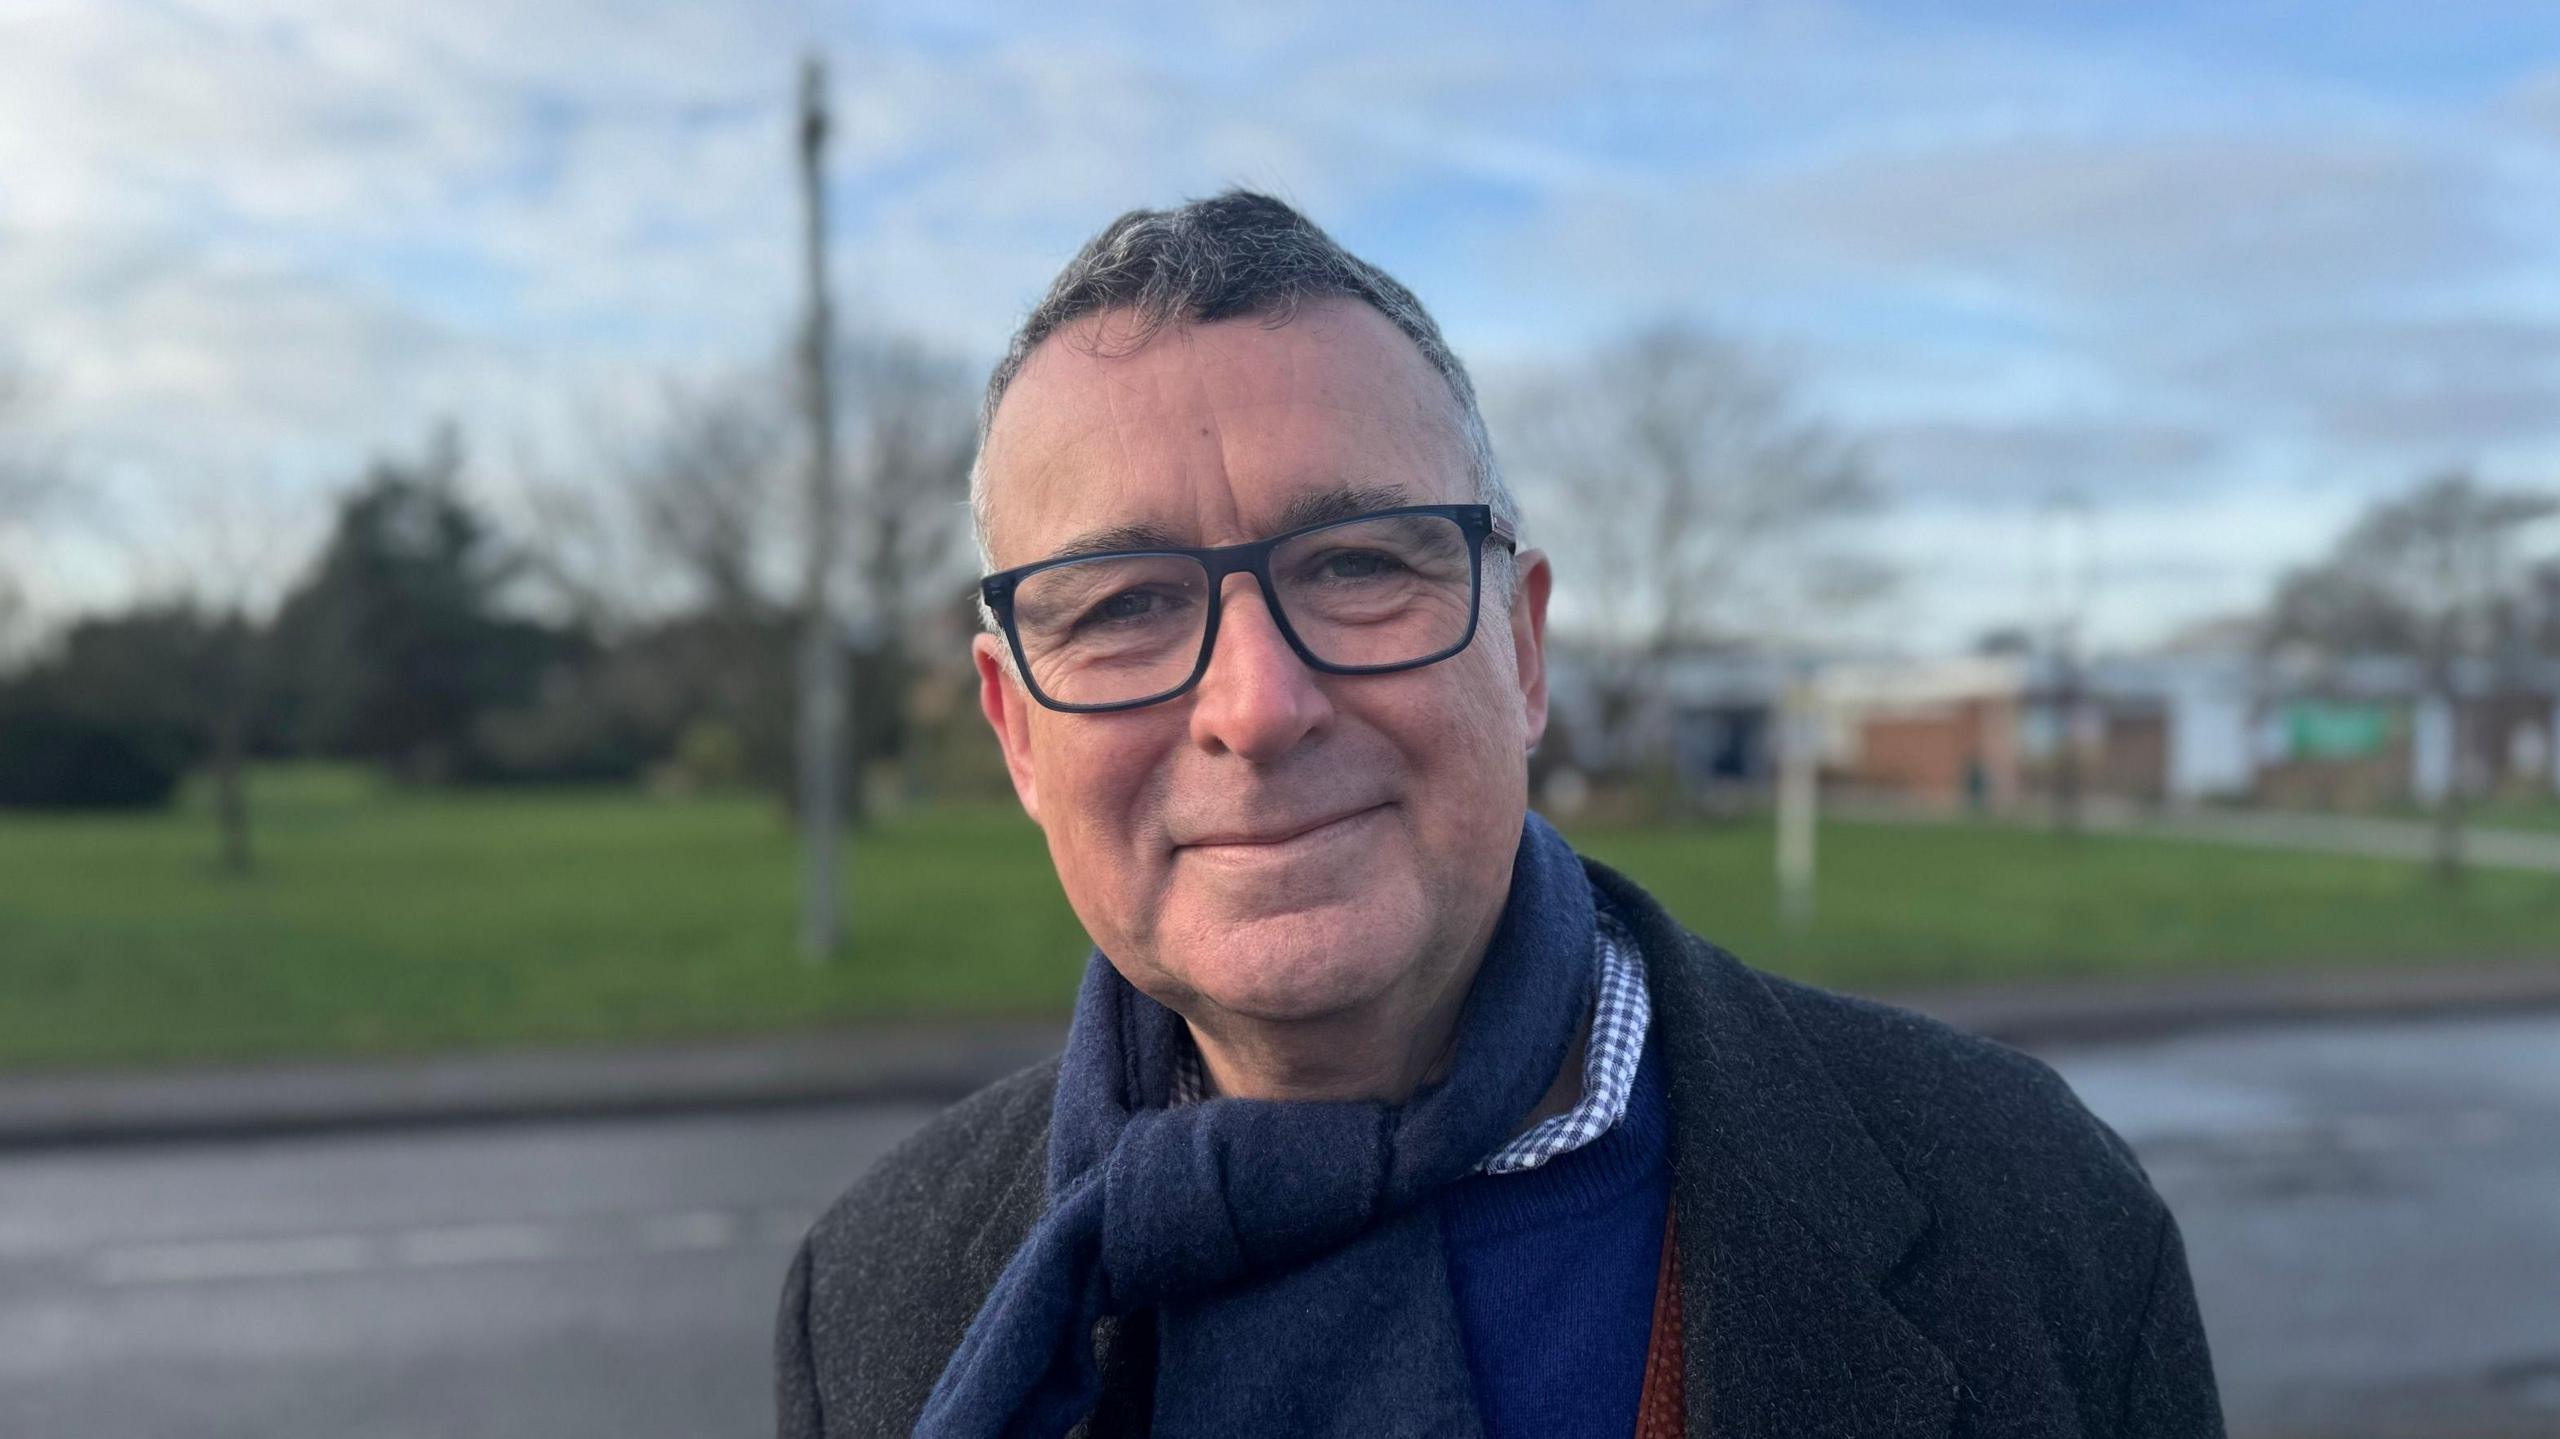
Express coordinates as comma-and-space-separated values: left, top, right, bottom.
974, 298, 1553, 1033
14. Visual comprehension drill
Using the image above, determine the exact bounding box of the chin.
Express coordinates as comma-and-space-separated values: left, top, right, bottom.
1162, 894, 1431, 1023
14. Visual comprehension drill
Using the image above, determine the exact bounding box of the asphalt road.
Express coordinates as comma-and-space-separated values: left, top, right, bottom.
0, 1101, 939, 1439
2060, 1010, 2560, 1439
1, 1012, 2555, 1438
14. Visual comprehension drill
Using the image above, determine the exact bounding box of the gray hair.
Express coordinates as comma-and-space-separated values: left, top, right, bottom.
968, 191, 1517, 582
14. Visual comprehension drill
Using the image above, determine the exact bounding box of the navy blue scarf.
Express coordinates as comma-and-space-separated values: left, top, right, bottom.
918, 813, 1596, 1437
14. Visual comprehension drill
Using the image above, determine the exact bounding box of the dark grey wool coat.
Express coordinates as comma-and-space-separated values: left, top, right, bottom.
775, 858, 2225, 1438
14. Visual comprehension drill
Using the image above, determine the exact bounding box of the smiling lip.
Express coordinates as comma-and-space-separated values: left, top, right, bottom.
1179, 803, 1389, 852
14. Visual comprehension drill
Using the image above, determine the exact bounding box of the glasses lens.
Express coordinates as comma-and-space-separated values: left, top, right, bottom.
1010, 553, 1212, 707
1270, 512, 1477, 670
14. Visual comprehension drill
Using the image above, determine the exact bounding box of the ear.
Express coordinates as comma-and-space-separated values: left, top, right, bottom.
1507, 548, 1554, 753
973, 632, 1042, 822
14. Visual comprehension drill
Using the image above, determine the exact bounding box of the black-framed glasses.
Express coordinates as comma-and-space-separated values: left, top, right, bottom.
980, 503, 1517, 713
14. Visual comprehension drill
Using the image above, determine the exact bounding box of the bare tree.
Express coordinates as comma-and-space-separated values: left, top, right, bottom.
179, 480, 308, 875
489, 384, 798, 805
630, 377, 799, 623
504, 377, 789, 639
104, 465, 327, 873
1502, 322, 1887, 773
197, 476, 312, 870
506, 333, 975, 812
837, 334, 977, 799
506, 425, 673, 637
2264, 469, 2560, 883
519, 335, 974, 640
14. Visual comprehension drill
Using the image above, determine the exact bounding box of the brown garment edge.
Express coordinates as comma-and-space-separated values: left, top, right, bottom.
1633, 1202, 1686, 1438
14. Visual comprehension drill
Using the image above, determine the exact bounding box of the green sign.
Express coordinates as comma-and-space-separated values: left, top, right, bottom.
2284, 701, 2394, 760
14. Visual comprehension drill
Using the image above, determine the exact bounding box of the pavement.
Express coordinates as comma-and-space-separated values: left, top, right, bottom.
0, 1020, 1071, 1150
7, 955, 2560, 1149
9, 1012, 2558, 1438
2109, 805, 2560, 874
1840, 796, 2560, 874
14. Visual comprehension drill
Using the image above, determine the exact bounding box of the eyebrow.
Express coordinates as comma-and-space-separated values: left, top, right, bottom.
1041, 482, 1419, 565
1044, 520, 1188, 562
1275, 483, 1414, 534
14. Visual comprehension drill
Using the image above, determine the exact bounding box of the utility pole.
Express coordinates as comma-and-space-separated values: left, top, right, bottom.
795, 54, 847, 962
1775, 673, 1819, 934
2052, 612, 2083, 836
2036, 490, 2096, 837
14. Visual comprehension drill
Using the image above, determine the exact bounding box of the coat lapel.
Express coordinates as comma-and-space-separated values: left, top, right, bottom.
1591, 861, 1958, 1439
935, 1117, 1157, 1439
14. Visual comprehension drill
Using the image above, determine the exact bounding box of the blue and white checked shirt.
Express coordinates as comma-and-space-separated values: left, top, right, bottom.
1167, 885, 1651, 1176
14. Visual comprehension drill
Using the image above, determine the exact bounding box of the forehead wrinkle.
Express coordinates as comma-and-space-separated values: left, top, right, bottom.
1180, 322, 1421, 539
987, 335, 1177, 568
1170, 323, 1249, 546
981, 361, 1111, 569
994, 305, 1467, 566
1034, 481, 1418, 568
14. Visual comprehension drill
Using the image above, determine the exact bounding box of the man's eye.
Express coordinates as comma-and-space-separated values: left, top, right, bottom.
1315, 549, 1405, 581
1079, 588, 1181, 629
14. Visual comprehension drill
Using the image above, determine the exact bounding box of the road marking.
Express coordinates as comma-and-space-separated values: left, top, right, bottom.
392, 1222, 563, 1269
84, 1205, 805, 1288
96, 1234, 374, 1286
634, 1210, 734, 1252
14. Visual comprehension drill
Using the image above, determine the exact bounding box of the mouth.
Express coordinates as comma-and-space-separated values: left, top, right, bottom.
1178, 802, 1392, 857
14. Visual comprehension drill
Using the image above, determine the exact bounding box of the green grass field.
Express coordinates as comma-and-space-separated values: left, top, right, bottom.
2, 767, 2555, 1070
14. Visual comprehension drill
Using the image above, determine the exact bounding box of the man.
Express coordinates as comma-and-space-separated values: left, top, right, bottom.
776, 191, 2222, 1438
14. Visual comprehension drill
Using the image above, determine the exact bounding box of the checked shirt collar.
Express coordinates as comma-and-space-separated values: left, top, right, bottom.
1167, 883, 1651, 1176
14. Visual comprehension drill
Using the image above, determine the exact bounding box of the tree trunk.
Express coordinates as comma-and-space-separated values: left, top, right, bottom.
2431, 680, 2466, 888
2051, 648, 2083, 839
2433, 776, 2467, 887
211, 628, 255, 876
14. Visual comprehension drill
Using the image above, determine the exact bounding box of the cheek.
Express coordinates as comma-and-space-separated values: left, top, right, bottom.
1367, 660, 1530, 820
1028, 726, 1155, 955
1428, 649, 1530, 760
1029, 716, 1170, 866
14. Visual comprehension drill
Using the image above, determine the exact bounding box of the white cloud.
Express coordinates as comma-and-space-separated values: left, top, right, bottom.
3, 0, 2557, 653
1857, 482, 2367, 655
1866, 419, 2226, 509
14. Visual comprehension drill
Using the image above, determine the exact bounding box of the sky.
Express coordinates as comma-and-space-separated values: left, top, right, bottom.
4, 0, 2559, 652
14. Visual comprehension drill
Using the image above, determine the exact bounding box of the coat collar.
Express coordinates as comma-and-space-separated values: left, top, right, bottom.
1589, 858, 1958, 1439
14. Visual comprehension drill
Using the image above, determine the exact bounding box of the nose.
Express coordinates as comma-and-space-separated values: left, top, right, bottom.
1187, 575, 1332, 762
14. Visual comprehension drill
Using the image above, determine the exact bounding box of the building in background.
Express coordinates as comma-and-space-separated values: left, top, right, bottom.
1540, 636, 2560, 817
